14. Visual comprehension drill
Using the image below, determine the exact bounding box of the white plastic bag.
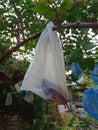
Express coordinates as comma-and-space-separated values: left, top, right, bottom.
5, 92, 13, 106
21, 22, 69, 104
24, 92, 34, 104
15, 80, 22, 92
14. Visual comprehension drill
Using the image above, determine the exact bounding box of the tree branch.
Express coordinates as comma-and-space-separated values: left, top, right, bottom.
54, 22, 98, 30
0, 22, 98, 64
0, 30, 42, 64
47, 0, 61, 26
9, 0, 25, 41
0, 71, 12, 84
0, 69, 25, 85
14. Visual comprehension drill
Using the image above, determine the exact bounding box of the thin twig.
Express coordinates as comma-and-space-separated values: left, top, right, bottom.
64, 104, 98, 128
0, 30, 42, 64
47, 0, 61, 26
0, 22, 98, 63
54, 22, 98, 30
9, 0, 25, 41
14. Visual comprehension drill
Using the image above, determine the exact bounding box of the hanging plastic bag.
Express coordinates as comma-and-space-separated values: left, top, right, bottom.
15, 80, 22, 92
5, 92, 13, 106
21, 22, 69, 104
83, 64, 98, 120
24, 92, 34, 104
83, 88, 98, 120
15, 80, 28, 97
90, 64, 98, 85
71, 62, 83, 80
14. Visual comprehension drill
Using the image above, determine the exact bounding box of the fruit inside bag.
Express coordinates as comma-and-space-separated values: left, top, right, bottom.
21, 22, 69, 105
42, 79, 68, 104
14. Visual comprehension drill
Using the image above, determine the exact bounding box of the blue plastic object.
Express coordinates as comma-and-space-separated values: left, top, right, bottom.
71, 62, 83, 79
83, 88, 98, 120
21, 90, 28, 97
90, 64, 98, 85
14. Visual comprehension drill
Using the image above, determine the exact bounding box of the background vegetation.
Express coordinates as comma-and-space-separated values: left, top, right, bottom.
0, 0, 98, 129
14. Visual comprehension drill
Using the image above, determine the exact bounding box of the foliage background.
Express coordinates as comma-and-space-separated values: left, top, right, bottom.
0, 0, 98, 129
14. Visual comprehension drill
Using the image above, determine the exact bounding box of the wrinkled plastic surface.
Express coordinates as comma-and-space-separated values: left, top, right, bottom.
5, 92, 13, 106
21, 22, 69, 103
71, 62, 83, 79
24, 92, 33, 104
90, 64, 98, 85
15, 81, 28, 97
83, 88, 98, 120
15, 81, 22, 92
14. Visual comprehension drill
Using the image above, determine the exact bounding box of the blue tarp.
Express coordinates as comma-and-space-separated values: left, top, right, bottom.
90, 64, 98, 85
83, 88, 98, 120
71, 62, 83, 79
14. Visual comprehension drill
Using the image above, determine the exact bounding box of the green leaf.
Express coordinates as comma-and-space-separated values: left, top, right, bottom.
59, 0, 71, 15
79, 58, 95, 70
71, 74, 78, 81
33, 0, 45, 2
82, 42, 96, 51
33, 2, 55, 19
69, 49, 83, 63
86, 57, 95, 70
